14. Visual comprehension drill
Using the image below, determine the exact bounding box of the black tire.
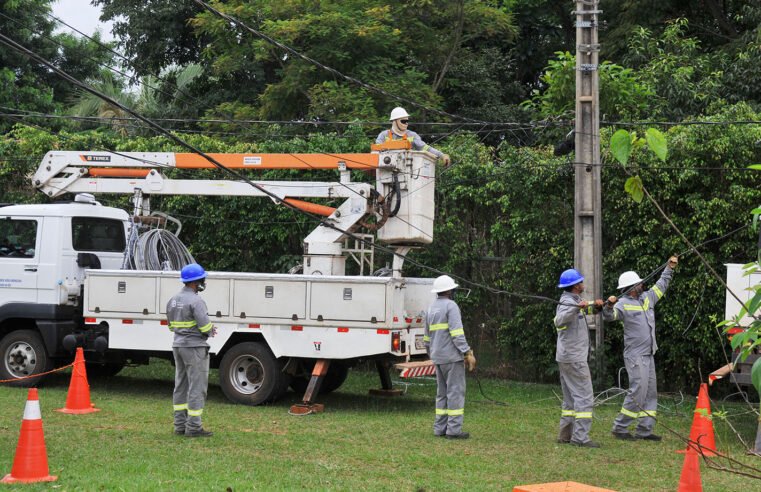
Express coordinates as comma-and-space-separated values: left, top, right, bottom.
85, 362, 125, 379
219, 342, 289, 405
0, 330, 53, 387
289, 360, 349, 395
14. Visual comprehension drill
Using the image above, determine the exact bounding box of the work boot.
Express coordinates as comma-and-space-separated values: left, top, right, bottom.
635, 433, 662, 441
174, 429, 185, 436
571, 440, 601, 448
185, 428, 213, 438
612, 431, 636, 441
434, 433, 447, 438
556, 438, 570, 444
446, 432, 470, 440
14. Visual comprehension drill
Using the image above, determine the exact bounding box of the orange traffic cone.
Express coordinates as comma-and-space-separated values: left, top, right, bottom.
56, 347, 99, 414
1, 388, 57, 483
677, 447, 703, 492
678, 383, 717, 456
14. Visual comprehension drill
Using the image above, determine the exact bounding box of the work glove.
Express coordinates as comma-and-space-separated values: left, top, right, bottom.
668, 255, 679, 269
440, 154, 451, 167
464, 350, 477, 372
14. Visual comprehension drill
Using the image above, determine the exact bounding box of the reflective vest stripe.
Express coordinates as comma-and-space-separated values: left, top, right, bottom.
174, 403, 188, 411
198, 322, 213, 333
435, 408, 447, 415
170, 321, 197, 328
575, 411, 593, 419
448, 408, 464, 416
556, 326, 568, 332
561, 409, 576, 417
187, 408, 203, 417
449, 328, 465, 337
429, 323, 449, 331
652, 286, 663, 299
423, 335, 430, 342
623, 298, 650, 311
620, 407, 639, 418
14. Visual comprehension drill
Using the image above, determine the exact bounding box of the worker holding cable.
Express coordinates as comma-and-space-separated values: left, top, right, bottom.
554, 269, 605, 448
167, 263, 217, 438
603, 255, 678, 442
375, 107, 451, 166
424, 275, 476, 439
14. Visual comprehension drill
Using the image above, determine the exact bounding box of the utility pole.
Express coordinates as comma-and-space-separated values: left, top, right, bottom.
574, 1, 603, 375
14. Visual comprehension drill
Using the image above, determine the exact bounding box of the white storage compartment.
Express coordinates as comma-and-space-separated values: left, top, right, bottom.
310, 281, 387, 322
158, 276, 231, 317
88, 275, 157, 314
233, 279, 306, 320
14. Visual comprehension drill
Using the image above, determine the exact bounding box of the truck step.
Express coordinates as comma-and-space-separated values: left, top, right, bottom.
394, 360, 435, 378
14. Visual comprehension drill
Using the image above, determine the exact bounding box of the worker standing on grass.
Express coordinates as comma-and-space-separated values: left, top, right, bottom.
168, 263, 216, 438
375, 107, 451, 166
554, 269, 604, 448
424, 275, 476, 439
603, 256, 678, 442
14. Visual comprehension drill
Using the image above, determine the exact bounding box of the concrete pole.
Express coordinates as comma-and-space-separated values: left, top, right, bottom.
574, 1, 603, 375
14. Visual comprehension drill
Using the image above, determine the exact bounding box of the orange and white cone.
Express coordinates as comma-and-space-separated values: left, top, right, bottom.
56, 347, 99, 414
677, 383, 717, 456
1, 388, 57, 483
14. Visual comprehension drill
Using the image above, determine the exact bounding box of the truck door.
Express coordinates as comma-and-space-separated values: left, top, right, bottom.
0, 217, 41, 302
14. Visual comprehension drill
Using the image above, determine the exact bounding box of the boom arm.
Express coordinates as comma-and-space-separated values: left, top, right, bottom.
34, 149, 436, 276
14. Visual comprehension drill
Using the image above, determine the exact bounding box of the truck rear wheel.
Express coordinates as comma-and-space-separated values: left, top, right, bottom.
0, 330, 53, 387
219, 342, 290, 405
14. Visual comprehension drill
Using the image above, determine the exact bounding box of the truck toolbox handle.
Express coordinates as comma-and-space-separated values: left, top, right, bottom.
24, 267, 37, 272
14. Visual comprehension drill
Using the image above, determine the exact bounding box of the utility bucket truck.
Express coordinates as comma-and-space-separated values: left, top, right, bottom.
0, 143, 437, 411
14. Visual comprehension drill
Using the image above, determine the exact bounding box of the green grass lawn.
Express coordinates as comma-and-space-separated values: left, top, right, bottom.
1, 360, 759, 491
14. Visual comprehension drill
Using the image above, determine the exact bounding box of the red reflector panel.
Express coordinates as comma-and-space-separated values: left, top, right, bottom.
122, 319, 133, 324
392, 331, 401, 351
337, 327, 349, 333
377, 329, 390, 335
405, 317, 412, 323
84, 317, 97, 323
249, 323, 261, 328
291, 325, 303, 331
160, 320, 168, 326
416, 318, 422, 323
393, 316, 399, 322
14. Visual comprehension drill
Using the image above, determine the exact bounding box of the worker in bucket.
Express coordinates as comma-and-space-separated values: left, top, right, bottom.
424, 274, 476, 439
167, 263, 217, 438
375, 107, 451, 166
554, 269, 604, 448
603, 255, 678, 441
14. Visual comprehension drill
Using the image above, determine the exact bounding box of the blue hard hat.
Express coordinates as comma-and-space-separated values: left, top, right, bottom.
180, 263, 207, 283
557, 269, 584, 288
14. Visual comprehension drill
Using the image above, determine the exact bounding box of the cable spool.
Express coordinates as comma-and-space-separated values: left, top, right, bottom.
123, 228, 195, 271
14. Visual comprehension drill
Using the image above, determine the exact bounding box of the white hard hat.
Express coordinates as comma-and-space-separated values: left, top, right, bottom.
389, 107, 410, 121
617, 271, 643, 290
431, 275, 458, 293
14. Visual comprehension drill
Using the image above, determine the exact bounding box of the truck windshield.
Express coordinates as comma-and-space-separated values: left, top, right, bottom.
72, 217, 126, 252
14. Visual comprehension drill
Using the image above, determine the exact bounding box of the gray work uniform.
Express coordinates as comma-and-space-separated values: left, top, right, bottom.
603, 266, 673, 436
375, 129, 444, 158
553, 291, 596, 444
424, 296, 471, 436
167, 286, 214, 433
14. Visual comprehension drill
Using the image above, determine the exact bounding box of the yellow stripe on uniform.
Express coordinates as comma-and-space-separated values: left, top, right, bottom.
187, 408, 203, 417
448, 408, 464, 416
652, 286, 663, 299
575, 412, 593, 419
173, 403, 188, 411
620, 407, 639, 419
556, 326, 568, 332
449, 328, 465, 337
169, 320, 197, 328
561, 409, 576, 417
423, 335, 430, 342
429, 323, 449, 331
435, 408, 447, 415
198, 322, 213, 333
638, 410, 657, 418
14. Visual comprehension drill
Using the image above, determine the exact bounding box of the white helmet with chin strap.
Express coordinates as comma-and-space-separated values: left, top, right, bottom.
431, 275, 458, 293
389, 107, 410, 121
617, 271, 643, 290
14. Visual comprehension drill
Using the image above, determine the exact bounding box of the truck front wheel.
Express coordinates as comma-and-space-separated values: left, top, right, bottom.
0, 330, 53, 387
219, 342, 290, 406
